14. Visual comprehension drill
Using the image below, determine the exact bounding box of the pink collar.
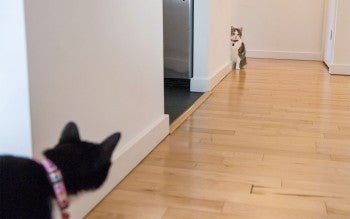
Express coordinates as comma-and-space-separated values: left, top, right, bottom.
41, 159, 70, 219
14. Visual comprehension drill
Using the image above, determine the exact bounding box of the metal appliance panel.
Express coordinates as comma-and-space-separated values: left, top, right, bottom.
163, 0, 193, 79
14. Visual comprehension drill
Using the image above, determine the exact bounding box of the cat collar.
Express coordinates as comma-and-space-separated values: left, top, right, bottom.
41, 159, 70, 219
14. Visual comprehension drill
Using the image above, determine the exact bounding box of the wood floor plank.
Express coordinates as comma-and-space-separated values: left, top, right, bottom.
326, 199, 350, 217
107, 189, 225, 213
222, 193, 327, 214
133, 164, 281, 188
86, 59, 350, 218
223, 201, 328, 219
162, 208, 256, 219
117, 170, 252, 202
86, 200, 167, 219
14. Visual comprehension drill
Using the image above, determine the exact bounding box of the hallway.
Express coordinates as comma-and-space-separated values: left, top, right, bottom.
87, 59, 350, 218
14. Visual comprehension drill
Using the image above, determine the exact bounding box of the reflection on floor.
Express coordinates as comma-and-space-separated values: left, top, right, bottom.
164, 68, 189, 79
164, 78, 203, 123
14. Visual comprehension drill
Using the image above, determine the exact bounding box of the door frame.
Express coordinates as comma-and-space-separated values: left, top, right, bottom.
323, 0, 338, 67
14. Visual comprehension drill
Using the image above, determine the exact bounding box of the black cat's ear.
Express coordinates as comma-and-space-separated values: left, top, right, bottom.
99, 132, 121, 162
59, 122, 81, 144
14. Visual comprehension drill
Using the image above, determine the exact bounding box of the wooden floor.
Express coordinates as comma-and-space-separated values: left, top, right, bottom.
86, 59, 350, 219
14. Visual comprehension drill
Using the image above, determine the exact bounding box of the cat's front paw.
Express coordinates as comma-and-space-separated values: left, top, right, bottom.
235, 67, 240, 70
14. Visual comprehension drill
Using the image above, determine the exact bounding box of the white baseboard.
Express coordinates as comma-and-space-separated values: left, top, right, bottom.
329, 64, 350, 75
191, 63, 231, 92
190, 77, 210, 93
247, 50, 322, 61
62, 115, 169, 219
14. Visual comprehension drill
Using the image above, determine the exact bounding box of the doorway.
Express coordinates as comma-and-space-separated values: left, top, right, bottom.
163, 0, 203, 123
164, 79, 203, 123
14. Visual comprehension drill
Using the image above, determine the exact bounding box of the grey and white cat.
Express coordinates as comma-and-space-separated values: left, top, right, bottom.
231, 26, 247, 70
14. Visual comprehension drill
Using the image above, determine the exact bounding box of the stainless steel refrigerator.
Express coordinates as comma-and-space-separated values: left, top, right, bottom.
163, 0, 193, 79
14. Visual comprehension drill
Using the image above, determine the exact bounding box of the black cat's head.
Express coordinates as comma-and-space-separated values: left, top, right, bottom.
44, 122, 121, 194
231, 26, 243, 42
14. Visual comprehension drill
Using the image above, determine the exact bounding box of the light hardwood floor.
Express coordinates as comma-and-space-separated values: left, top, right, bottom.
86, 59, 350, 218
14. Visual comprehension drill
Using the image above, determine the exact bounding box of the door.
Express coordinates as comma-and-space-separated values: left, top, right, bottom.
324, 0, 338, 67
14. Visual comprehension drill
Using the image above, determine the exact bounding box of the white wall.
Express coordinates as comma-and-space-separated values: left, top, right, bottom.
192, 0, 209, 82
24, 1, 168, 218
0, 0, 32, 157
331, 0, 350, 75
191, 0, 233, 92
208, 0, 233, 78
232, 0, 326, 60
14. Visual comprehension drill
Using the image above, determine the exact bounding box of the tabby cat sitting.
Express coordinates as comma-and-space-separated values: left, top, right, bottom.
231, 26, 247, 70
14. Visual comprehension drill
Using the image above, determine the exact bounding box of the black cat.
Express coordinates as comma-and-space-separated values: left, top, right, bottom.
0, 122, 121, 219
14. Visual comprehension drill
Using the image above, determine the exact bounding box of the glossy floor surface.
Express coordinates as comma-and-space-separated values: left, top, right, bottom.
164, 83, 203, 123
87, 59, 350, 218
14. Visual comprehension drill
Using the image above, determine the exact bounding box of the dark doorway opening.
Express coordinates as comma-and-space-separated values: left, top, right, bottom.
164, 78, 203, 123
